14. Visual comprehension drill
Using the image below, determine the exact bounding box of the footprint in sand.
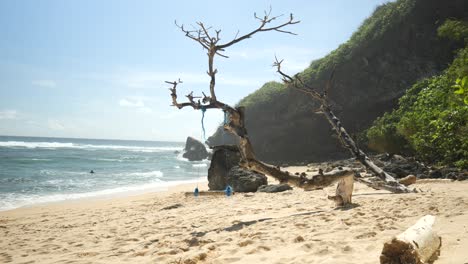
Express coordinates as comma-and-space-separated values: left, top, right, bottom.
342, 245, 352, 252
315, 246, 330, 255
238, 239, 254, 247
76, 252, 99, 257
355, 231, 377, 239
0, 252, 13, 263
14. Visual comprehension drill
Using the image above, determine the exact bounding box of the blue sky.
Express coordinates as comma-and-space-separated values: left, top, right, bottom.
0, 0, 391, 141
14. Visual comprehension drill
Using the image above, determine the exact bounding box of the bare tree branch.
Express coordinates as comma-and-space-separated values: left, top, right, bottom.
273, 58, 415, 193
166, 10, 342, 189
218, 13, 299, 49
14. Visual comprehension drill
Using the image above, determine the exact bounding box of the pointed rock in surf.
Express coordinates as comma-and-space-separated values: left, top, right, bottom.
182, 136, 209, 161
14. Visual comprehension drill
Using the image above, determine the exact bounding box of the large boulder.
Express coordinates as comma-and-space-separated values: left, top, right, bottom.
227, 166, 267, 193
182, 137, 208, 161
207, 145, 241, 190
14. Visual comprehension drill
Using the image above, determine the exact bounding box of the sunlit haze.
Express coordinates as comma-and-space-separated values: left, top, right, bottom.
0, 0, 391, 141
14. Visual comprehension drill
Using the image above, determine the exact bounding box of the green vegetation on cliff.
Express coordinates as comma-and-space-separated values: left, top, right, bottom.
238, 81, 285, 108
301, 0, 417, 82
366, 20, 468, 168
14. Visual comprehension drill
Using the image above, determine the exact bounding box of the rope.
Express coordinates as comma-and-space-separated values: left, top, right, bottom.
223, 110, 228, 125
200, 106, 207, 141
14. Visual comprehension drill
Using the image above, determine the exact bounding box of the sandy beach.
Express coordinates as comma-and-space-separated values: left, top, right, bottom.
1, 169, 467, 264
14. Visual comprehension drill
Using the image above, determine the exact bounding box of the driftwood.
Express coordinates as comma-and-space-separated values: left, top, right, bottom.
380, 215, 441, 264
399, 174, 417, 186
327, 174, 354, 206
168, 10, 355, 192
273, 58, 415, 194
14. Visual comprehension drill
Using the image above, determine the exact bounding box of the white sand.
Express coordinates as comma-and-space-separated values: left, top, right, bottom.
1, 172, 467, 263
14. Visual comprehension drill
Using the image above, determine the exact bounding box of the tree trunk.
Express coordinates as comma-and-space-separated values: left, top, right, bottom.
380, 215, 441, 264
223, 106, 354, 190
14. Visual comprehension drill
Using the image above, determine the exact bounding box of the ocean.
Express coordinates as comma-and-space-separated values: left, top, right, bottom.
0, 136, 209, 211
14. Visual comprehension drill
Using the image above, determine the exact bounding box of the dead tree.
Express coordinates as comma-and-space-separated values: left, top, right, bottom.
273, 58, 415, 193
168, 10, 353, 191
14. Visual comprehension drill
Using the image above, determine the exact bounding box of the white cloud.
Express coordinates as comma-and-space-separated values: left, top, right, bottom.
119, 98, 144, 107
48, 119, 65, 130
138, 107, 153, 114
32, 80, 57, 88
0, 110, 18, 120
119, 97, 152, 114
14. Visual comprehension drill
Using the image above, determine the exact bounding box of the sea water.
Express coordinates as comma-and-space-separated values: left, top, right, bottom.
0, 136, 208, 211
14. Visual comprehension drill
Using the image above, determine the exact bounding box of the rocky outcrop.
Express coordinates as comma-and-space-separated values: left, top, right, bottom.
207, 145, 241, 190
226, 166, 267, 192
182, 137, 208, 161
257, 184, 293, 193
308, 155, 467, 181
207, 145, 268, 192
378, 154, 428, 178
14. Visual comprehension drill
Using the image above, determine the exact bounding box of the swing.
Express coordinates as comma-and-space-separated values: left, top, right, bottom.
191, 108, 233, 197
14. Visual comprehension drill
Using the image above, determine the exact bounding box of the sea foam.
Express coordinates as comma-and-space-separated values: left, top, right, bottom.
0, 141, 182, 153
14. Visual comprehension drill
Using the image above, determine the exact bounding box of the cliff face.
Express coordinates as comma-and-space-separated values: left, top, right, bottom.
208, 0, 467, 164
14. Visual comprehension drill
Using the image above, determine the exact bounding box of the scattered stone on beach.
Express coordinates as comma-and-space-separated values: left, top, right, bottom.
182, 137, 209, 161
374, 154, 428, 178
160, 203, 183, 211
257, 184, 293, 193
207, 145, 241, 190
226, 166, 267, 193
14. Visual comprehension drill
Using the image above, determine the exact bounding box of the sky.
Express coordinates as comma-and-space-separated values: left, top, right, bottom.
0, 0, 391, 142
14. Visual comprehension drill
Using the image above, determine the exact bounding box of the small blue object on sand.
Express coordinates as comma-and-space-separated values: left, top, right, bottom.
225, 185, 233, 197
194, 187, 199, 197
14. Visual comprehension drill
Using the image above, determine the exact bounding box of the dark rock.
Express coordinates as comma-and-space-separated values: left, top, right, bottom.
440, 167, 459, 177
182, 137, 209, 161
428, 170, 443, 179
174, 150, 181, 154
456, 171, 468, 181
383, 164, 408, 178
257, 184, 293, 193
417, 173, 428, 179
376, 154, 429, 178
207, 145, 241, 190
390, 154, 407, 163
226, 166, 267, 193
446, 172, 459, 180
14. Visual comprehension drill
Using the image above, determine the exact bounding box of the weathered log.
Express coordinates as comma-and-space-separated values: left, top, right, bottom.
380, 215, 441, 264
399, 174, 417, 186
184, 191, 234, 197
327, 174, 354, 206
